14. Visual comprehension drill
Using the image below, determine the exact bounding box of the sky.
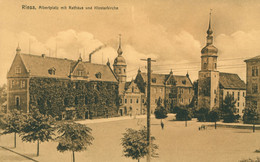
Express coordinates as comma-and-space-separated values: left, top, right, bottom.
1, 0, 260, 85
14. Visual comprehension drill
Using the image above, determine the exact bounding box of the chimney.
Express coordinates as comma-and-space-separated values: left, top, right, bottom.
42, 54, 46, 58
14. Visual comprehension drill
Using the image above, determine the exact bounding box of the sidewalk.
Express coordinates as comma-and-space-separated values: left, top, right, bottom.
76, 114, 148, 125
206, 121, 260, 130
76, 113, 177, 125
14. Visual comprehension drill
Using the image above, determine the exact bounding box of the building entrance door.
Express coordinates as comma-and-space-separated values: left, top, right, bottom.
85, 111, 89, 119
120, 109, 123, 116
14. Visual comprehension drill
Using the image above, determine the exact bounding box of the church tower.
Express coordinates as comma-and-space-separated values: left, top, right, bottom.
198, 11, 220, 110
113, 35, 127, 95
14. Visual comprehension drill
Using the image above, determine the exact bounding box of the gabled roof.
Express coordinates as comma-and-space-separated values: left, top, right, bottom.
244, 55, 260, 62
125, 80, 142, 93
18, 53, 117, 82
139, 72, 192, 87
172, 75, 193, 88
219, 72, 246, 90
140, 73, 168, 85
124, 81, 131, 90
20, 54, 72, 78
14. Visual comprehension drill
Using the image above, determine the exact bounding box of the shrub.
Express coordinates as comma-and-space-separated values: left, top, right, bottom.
197, 108, 209, 122
176, 107, 192, 121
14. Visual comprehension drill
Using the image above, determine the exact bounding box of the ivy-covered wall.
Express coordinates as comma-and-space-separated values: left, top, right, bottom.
29, 77, 119, 119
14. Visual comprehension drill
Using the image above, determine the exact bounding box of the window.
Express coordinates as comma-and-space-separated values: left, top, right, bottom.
75, 97, 78, 105
130, 99, 132, 103
227, 92, 229, 96
136, 99, 139, 103
215, 63, 217, 69
238, 92, 240, 101
15, 67, 21, 74
20, 80, 25, 88
142, 99, 144, 103
214, 89, 216, 94
95, 72, 102, 79
48, 67, 56, 75
182, 80, 186, 85
132, 87, 134, 92
252, 83, 258, 94
214, 98, 217, 104
85, 96, 88, 105
181, 98, 183, 103
125, 99, 127, 103
189, 88, 191, 94
64, 98, 69, 106
204, 63, 207, 69
152, 78, 156, 83
95, 97, 98, 104
11, 80, 15, 88
243, 92, 245, 97
237, 102, 240, 107
15, 96, 20, 107
252, 66, 258, 77
78, 70, 84, 76
119, 68, 121, 74
124, 69, 126, 73
232, 92, 234, 96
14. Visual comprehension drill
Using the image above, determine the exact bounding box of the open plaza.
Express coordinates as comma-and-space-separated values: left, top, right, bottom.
0, 115, 260, 162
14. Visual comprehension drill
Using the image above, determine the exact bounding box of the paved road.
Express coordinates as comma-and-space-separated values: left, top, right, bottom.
1, 115, 260, 162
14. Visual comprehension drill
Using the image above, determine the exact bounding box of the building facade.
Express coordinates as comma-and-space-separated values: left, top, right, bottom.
244, 56, 260, 113
7, 46, 119, 119
135, 70, 194, 113
112, 36, 146, 116
198, 13, 246, 115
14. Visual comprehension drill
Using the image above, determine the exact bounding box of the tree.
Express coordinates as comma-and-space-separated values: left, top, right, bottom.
220, 94, 239, 123
20, 108, 55, 156
56, 122, 94, 162
0, 84, 7, 113
243, 106, 259, 132
176, 107, 192, 127
197, 108, 209, 122
0, 110, 24, 148
121, 127, 158, 162
207, 109, 220, 129
154, 97, 168, 129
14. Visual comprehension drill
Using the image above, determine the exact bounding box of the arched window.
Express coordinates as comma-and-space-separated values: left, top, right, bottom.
95, 97, 98, 104
75, 96, 78, 105
15, 96, 20, 107
204, 63, 207, 69
64, 98, 69, 106
215, 63, 217, 69
85, 96, 88, 105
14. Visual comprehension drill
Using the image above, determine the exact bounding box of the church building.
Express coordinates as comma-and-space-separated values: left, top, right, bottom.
198, 13, 246, 116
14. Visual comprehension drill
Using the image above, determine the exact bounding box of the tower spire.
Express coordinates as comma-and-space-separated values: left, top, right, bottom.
117, 34, 123, 56
207, 9, 213, 35
206, 9, 214, 45
16, 43, 21, 54
78, 53, 82, 61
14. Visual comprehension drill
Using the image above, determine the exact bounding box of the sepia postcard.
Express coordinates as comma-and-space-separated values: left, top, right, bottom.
0, 0, 260, 162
